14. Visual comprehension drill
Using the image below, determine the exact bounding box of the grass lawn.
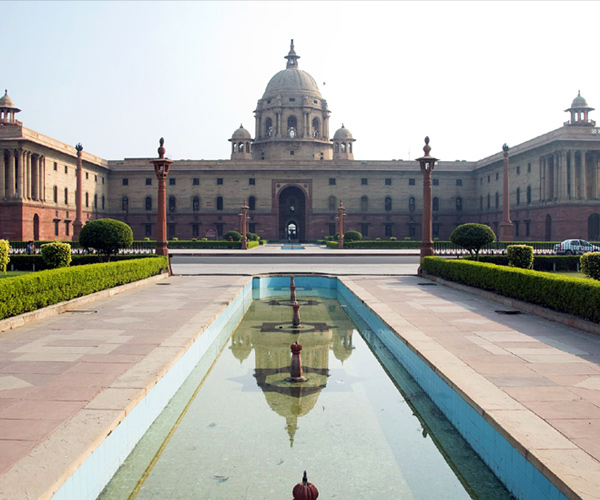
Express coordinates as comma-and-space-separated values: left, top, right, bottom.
553, 271, 588, 279
0, 271, 30, 279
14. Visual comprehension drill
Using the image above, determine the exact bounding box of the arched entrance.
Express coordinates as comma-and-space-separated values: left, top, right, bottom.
545, 214, 552, 241
33, 214, 40, 241
278, 186, 306, 241
588, 213, 600, 241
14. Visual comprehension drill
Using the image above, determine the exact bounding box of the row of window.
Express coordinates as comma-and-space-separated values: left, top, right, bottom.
482, 163, 532, 184
52, 186, 105, 209
480, 186, 532, 210
52, 162, 104, 183
329, 195, 460, 212
122, 196, 258, 212
124, 177, 230, 186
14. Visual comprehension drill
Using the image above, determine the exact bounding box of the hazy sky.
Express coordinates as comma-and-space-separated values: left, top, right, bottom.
3, 1, 598, 162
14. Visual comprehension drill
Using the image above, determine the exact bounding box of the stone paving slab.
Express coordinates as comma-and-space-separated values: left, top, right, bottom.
342, 275, 600, 500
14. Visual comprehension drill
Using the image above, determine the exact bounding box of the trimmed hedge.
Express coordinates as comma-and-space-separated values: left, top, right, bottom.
507, 245, 534, 269
581, 252, 600, 280
41, 242, 72, 269
0, 256, 169, 321
473, 255, 579, 272
325, 240, 422, 249
421, 257, 600, 323
165, 240, 242, 249
6, 254, 164, 271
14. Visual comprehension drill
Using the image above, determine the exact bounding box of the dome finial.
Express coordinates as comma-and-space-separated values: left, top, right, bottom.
285, 39, 300, 69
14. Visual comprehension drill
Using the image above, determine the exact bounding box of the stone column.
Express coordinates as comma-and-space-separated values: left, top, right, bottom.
31, 154, 39, 200
40, 156, 46, 201
73, 144, 84, 239
580, 150, 587, 199
7, 149, 15, 198
240, 200, 248, 250
0, 150, 5, 199
337, 201, 345, 249
16, 149, 23, 198
499, 144, 513, 241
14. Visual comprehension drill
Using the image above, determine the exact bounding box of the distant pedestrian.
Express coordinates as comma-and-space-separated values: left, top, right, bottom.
26, 240, 35, 254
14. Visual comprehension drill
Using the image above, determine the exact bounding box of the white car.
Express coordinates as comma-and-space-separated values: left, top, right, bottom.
554, 239, 600, 255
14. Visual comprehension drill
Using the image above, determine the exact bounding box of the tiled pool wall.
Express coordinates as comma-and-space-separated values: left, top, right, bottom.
52, 275, 566, 500
335, 279, 568, 500
51, 281, 253, 500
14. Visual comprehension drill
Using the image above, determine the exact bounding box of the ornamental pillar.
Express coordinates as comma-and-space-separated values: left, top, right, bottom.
151, 138, 173, 256
73, 144, 84, 239
240, 200, 249, 250
416, 137, 438, 259
499, 144, 513, 241
0, 150, 5, 199
336, 200, 346, 249
7, 149, 15, 198
16, 149, 23, 198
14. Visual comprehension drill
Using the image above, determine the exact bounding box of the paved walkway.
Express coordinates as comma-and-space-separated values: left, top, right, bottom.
0, 251, 599, 499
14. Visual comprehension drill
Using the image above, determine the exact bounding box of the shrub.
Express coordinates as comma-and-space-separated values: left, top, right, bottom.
0, 239, 10, 274
450, 223, 496, 260
246, 232, 260, 241
581, 252, 600, 280
144, 237, 151, 241
344, 230, 362, 242
0, 257, 168, 320
223, 230, 242, 242
375, 238, 381, 241
41, 242, 72, 269
172, 237, 179, 241
79, 218, 134, 260
390, 237, 397, 241
507, 245, 534, 269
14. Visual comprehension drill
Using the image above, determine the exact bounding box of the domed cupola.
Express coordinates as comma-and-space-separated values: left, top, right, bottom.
229, 124, 252, 159
252, 40, 333, 161
0, 90, 22, 126
564, 90, 596, 127
333, 124, 356, 160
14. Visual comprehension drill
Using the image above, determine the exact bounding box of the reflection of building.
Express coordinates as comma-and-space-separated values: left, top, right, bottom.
229, 298, 355, 445
2, 42, 600, 242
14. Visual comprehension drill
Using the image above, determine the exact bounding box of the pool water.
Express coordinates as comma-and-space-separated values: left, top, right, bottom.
99, 289, 512, 499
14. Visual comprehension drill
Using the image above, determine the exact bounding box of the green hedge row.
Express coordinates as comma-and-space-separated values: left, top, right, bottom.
6, 254, 164, 271
325, 240, 422, 249
472, 255, 580, 272
421, 257, 600, 323
0, 257, 169, 321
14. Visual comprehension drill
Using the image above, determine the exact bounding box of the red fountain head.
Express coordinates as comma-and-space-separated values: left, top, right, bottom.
291, 342, 302, 354
292, 471, 319, 500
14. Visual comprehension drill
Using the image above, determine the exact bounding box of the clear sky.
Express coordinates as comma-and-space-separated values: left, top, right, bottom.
3, 1, 598, 163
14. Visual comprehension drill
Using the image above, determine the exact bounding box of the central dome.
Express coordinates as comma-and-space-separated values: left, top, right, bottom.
262, 41, 322, 99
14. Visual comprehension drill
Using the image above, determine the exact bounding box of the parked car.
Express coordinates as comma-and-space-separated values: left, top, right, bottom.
554, 239, 600, 255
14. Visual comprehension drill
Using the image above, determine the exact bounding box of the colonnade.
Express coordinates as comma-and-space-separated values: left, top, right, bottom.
0, 148, 46, 201
539, 149, 599, 202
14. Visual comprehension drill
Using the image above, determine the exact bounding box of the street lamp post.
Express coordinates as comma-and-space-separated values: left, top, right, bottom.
337, 200, 346, 249
240, 200, 249, 250
151, 138, 173, 256
416, 137, 439, 259
499, 143, 513, 242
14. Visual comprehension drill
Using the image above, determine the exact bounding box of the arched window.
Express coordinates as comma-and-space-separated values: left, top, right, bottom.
145, 196, 152, 211
516, 187, 520, 205
433, 197, 439, 211
216, 196, 223, 211
232, 143, 237, 153
495, 192, 499, 209
265, 117, 273, 137
360, 195, 368, 212
328, 195, 336, 211
64, 188, 68, 205
122, 196, 129, 211
409, 197, 416, 213
85, 192, 89, 208
456, 197, 462, 211
94, 194, 97, 208
53, 185, 58, 203
248, 196, 256, 211
341, 142, 347, 153
193, 196, 200, 211
102, 195, 105, 210
168, 196, 176, 212
385, 196, 392, 212
239, 142, 244, 153
312, 117, 320, 138
527, 185, 532, 204
246, 142, 250, 153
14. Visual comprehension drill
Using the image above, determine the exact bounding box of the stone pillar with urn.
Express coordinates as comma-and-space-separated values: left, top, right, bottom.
240, 200, 249, 250
151, 138, 173, 256
336, 200, 346, 249
416, 137, 438, 259
499, 143, 514, 241
72, 143, 84, 239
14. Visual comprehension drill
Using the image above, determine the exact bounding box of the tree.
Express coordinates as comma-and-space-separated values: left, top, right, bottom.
0, 240, 10, 274
79, 218, 133, 260
223, 230, 242, 242
450, 223, 496, 260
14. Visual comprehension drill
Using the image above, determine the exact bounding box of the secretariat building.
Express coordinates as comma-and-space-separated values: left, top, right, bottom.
1, 41, 600, 243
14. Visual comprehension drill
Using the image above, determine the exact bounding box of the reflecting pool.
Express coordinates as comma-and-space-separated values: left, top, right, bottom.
99, 281, 512, 499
